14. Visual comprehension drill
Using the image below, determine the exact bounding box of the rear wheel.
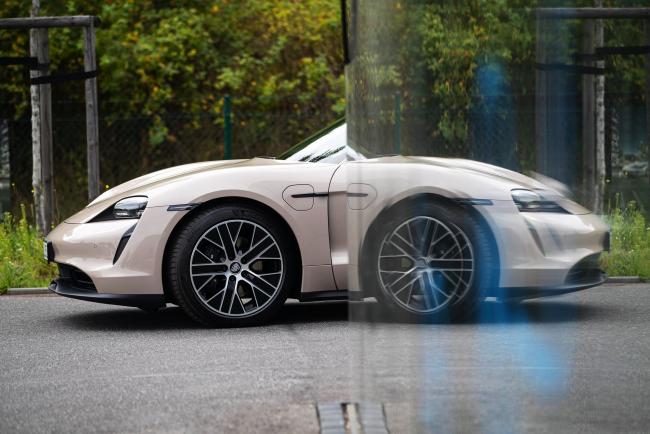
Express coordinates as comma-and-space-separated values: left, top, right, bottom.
167, 204, 296, 327
362, 201, 497, 322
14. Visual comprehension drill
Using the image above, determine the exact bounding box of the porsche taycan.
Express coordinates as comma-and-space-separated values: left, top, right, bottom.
46, 120, 610, 326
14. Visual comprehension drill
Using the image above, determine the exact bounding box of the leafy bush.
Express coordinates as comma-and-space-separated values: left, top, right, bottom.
0, 206, 57, 293
601, 201, 650, 279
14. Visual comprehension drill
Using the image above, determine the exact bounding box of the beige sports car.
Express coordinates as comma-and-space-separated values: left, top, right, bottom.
46, 120, 610, 326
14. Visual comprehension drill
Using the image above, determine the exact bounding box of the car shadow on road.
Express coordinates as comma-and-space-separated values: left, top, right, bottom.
59, 298, 613, 331
344, 299, 614, 326
61, 306, 203, 331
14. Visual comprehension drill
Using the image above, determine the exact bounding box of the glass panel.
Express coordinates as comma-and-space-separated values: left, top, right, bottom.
346, 1, 649, 431
280, 122, 369, 163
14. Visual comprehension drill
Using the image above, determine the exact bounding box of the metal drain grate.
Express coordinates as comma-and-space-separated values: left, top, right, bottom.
317, 402, 388, 434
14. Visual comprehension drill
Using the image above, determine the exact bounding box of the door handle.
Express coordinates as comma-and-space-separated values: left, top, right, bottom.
291, 192, 329, 198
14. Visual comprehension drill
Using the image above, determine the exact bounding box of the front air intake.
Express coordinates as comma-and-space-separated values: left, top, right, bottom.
565, 253, 603, 286
57, 264, 97, 291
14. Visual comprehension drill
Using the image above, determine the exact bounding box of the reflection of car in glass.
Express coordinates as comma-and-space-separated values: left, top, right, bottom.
622, 161, 649, 178
46, 119, 610, 326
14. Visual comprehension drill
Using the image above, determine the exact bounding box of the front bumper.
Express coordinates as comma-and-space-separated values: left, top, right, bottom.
488, 258, 607, 301
478, 201, 610, 290
46, 206, 186, 296
49, 278, 165, 309
489, 274, 607, 301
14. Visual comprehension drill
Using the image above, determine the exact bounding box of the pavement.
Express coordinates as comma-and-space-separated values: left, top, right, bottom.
1, 282, 650, 433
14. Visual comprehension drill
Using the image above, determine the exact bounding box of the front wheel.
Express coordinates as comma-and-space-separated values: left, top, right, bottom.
362, 201, 497, 322
166, 204, 297, 327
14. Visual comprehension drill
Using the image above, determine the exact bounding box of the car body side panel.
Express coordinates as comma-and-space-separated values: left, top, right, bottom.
328, 157, 608, 291
52, 158, 340, 295
329, 157, 520, 290
50, 156, 608, 298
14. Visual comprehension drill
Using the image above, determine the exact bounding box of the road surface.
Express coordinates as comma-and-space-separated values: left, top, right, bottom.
2, 283, 650, 433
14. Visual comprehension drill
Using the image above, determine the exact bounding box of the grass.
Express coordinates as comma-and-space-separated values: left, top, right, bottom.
0, 200, 647, 295
0, 206, 57, 294
601, 200, 650, 280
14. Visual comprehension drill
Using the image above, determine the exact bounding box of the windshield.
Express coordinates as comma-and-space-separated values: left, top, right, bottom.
278, 119, 369, 163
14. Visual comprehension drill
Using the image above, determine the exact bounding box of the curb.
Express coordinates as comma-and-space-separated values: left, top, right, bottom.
5, 287, 50, 295
605, 276, 643, 284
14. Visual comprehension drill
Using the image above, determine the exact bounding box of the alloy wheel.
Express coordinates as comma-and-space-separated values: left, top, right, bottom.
189, 219, 284, 317
377, 216, 474, 313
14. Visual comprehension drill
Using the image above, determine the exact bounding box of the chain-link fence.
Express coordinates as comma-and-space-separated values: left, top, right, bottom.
3, 97, 338, 221
2, 91, 646, 222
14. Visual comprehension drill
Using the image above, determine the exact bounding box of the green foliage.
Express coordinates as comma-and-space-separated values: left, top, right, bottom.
0, 0, 345, 146
601, 201, 650, 279
346, 0, 541, 158
0, 206, 57, 293
1, 0, 346, 219
347, 0, 646, 163
603, 0, 649, 107
417, 0, 536, 143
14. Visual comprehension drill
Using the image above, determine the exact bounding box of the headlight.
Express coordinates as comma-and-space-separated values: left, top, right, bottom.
113, 196, 148, 219
511, 189, 566, 213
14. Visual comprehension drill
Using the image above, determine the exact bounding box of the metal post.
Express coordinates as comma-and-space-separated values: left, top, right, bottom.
223, 95, 232, 160
582, 20, 596, 210
29, 27, 43, 232
29, 1, 41, 230
0, 120, 10, 214
84, 21, 100, 201
645, 20, 650, 182
29, 0, 53, 233
39, 29, 53, 231
535, 15, 548, 176
340, 0, 350, 65
594, 1, 606, 213
394, 92, 401, 154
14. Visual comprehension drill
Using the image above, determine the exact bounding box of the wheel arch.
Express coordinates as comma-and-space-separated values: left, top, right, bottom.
162, 196, 303, 302
359, 192, 500, 296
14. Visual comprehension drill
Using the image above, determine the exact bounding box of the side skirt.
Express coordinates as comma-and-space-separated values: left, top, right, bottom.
299, 290, 350, 302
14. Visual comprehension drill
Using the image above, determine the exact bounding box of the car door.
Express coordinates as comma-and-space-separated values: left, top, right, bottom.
328, 162, 377, 290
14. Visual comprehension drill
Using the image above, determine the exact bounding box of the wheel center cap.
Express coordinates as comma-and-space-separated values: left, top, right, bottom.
230, 262, 242, 273
415, 258, 428, 268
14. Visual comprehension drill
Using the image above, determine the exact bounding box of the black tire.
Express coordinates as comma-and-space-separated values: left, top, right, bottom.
361, 200, 498, 322
166, 204, 297, 327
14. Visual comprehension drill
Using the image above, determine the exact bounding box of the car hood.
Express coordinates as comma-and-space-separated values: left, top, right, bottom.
407, 156, 548, 191
405, 156, 589, 213
87, 159, 248, 208
90, 156, 552, 209
88, 156, 551, 207
70, 155, 576, 223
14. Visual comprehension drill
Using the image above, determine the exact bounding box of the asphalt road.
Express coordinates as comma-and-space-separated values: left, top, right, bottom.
2, 283, 650, 433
